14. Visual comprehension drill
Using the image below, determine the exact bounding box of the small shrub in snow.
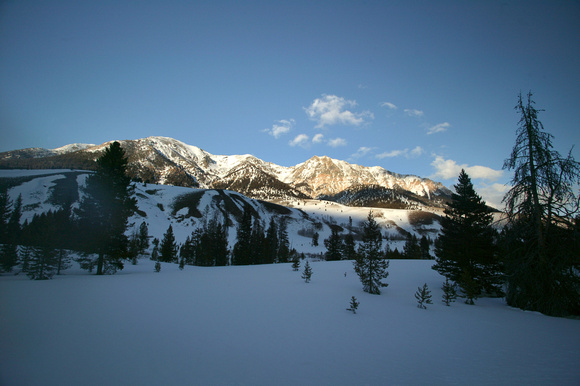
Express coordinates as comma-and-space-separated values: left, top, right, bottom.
302, 261, 312, 283
346, 296, 360, 314
415, 283, 433, 309
154, 261, 161, 273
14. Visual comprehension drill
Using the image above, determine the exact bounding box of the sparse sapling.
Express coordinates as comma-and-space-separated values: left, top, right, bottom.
415, 283, 433, 309
441, 277, 457, 306
302, 261, 312, 283
346, 296, 360, 314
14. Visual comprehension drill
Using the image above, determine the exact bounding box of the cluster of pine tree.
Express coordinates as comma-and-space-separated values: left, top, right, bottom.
231, 206, 290, 265
0, 142, 144, 278
151, 204, 294, 269
322, 225, 356, 261
432, 92, 580, 316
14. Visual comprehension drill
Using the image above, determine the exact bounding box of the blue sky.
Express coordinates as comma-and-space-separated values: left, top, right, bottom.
1, 0, 579, 207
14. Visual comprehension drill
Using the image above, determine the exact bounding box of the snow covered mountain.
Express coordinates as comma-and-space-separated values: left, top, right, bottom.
0, 136, 451, 208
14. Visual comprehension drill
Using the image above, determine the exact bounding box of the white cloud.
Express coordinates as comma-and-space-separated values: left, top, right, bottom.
430, 155, 503, 181
350, 146, 374, 159
265, 119, 295, 139
289, 134, 309, 148
376, 146, 424, 159
312, 133, 325, 144
377, 149, 404, 159
427, 122, 450, 135
328, 137, 347, 147
305, 94, 373, 128
409, 146, 424, 157
381, 102, 397, 110
477, 182, 510, 210
404, 108, 424, 117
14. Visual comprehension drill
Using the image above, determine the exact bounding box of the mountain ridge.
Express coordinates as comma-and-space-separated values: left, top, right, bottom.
0, 136, 451, 208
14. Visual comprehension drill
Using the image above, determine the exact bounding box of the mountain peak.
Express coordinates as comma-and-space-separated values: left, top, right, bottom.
0, 136, 451, 208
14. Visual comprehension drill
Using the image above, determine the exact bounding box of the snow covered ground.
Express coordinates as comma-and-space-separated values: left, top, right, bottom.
1, 259, 579, 386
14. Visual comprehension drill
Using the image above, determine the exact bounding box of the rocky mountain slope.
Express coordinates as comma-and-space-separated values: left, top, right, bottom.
0, 136, 451, 208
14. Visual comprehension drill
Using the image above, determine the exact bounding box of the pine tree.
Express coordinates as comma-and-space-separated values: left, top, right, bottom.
179, 235, 195, 266
75, 141, 137, 275
342, 233, 356, 260
0, 190, 10, 243
311, 231, 319, 247
501, 91, 580, 316
415, 283, 433, 309
277, 218, 290, 263
250, 220, 266, 265
159, 224, 178, 263
324, 226, 343, 261
6, 194, 22, 244
419, 236, 432, 260
302, 261, 312, 283
291, 255, 300, 271
346, 296, 360, 314
232, 206, 252, 265
441, 277, 457, 306
432, 169, 503, 303
0, 194, 22, 272
402, 233, 421, 259
265, 217, 279, 264
353, 211, 389, 294
150, 238, 160, 262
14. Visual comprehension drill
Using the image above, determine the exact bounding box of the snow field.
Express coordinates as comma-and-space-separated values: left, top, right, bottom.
1, 259, 579, 386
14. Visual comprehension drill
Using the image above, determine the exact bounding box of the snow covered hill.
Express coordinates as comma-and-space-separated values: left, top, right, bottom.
1, 259, 578, 385
0, 136, 452, 208
0, 169, 443, 255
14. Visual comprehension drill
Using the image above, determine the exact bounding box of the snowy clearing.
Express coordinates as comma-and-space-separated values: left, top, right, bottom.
1, 259, 579, 385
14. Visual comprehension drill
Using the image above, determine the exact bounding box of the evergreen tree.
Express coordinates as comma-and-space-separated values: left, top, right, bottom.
150, 238, 160, 262
277, 218, 290, 263
419, 236, 432, 260
346, 296, 360, 314
232, 206, 252, 265
75, 142, 137, 275
250, 220, 266, 265
342, 233, 357, 260
0, 194, 22, 272
501, 92, 580, 316
432, 169, 503, 303
291, 255, 300, 271
179, 235, 196, 266
265, 217, 279, 264
27, 246, 59, 280
138, 221, 150, 252
311, 232, 319, 247
211, 218, 229, 266
441, 277, 458, 306
159, 224, 178, 263
324, 227, 343, 261
402, 233, 421, 259
0, 190, 10, 243
415, 283, 433, 309
302, 260, 312, 283
353, 211, 389, 294
6, 194, 22, 244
